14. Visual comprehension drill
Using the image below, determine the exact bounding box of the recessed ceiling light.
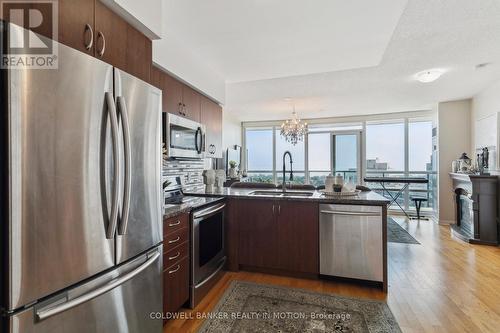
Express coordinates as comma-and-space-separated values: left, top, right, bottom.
475, 62, 491, 70
414, 69, 444, 83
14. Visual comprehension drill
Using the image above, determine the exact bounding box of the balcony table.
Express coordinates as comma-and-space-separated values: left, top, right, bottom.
363, 177, 429, 218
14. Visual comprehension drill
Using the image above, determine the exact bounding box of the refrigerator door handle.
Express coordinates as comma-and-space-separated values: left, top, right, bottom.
105, 92, 120, 239
35, 250, 160, 321
117, 96, 132, 235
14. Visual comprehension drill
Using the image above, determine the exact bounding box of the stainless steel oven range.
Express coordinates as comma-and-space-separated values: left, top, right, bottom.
190, 202, 226, 308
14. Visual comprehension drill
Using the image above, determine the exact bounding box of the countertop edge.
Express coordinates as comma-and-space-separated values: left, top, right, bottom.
183, 191, 390, 206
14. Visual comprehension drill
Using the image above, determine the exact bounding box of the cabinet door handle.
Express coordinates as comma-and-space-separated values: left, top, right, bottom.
168, 236, 180, 244
84, 24, 93, 50
278, 204, 281, 214
168, 252, 181, 260
168, 265, 180, 274
97, 31, 106, 57
272, 205, 275, 214
168, 220, 181, 227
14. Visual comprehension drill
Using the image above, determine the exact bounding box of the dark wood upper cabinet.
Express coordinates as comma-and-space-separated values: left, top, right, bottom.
94, 0, 127, 70
58, 0, 95, 55
276, 201, 319, 274
201, 95, 223, 158
125, 23, 152, 82
150, 65, 163, 89
182, 85, 201, 122
162, 73, 183, 115
238, 199, 279, 269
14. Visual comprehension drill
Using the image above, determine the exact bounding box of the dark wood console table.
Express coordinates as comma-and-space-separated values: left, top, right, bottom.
449, 173, 499, 246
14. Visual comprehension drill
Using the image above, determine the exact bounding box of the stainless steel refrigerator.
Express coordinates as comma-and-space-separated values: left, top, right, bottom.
1, 25, 163, 333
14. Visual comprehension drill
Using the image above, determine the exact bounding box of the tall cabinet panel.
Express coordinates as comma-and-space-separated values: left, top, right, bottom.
201, 95, 223, 158
125, 23, 152, 82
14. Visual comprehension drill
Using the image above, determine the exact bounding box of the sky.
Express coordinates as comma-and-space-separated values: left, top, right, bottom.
246, 121, 433, 173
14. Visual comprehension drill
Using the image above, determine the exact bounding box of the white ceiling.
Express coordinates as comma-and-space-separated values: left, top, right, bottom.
167, 0, 500, 121
166, 0, 407, 83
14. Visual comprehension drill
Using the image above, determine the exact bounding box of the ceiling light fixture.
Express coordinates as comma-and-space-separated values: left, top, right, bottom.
280, 104, 307, 146
414, 69, 444, 83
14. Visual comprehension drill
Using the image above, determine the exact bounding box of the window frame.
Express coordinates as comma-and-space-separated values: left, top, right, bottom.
242, 110, 437, 214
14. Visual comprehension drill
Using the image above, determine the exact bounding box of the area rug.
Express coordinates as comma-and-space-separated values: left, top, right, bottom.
198, 281, 402, 332
387, 217, 420, 244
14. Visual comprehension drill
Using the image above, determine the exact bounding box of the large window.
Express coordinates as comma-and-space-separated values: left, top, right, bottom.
245, 129, 273, 183
365, 119, 436, 213
308, 133, 331, 187
275, 130, 305, 184
408, 120, 436, 211
366, 122, 405, 172
243, 114, 437, 215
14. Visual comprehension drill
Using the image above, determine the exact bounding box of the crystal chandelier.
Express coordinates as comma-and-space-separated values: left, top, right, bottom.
280, 105, 308, 145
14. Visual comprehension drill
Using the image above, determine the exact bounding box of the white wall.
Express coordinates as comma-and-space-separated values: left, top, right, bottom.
437, 99, 472, 224
470, 79, 500, 169
153, 35, 226, 104
152, 4, 226, 104
101, 0, 162, 39
222, 110, 242, 150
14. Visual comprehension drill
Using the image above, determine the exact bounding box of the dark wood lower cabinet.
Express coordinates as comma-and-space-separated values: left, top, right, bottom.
163, 256, 189, 315
276, 201, 319, 274
238, 199, 279, 269
237, 199, 319, 275
163, 212, 190, 318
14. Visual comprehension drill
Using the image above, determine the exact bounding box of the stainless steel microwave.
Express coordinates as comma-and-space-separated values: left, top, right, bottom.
164, 113, 205, 159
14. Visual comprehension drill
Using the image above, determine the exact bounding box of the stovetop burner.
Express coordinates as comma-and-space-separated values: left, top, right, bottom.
164, 176, 223, 211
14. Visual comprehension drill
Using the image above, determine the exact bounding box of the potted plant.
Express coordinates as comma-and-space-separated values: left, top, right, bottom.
228, 160, 238, 179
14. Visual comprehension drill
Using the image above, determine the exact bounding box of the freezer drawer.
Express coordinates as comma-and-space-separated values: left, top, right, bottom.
7, 246, 163, 333
319, 204, 383, 282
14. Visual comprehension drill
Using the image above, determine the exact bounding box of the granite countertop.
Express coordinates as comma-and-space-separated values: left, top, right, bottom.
163, 203, 192, 219
163, 196, 226, 219
183, 187, 390, 206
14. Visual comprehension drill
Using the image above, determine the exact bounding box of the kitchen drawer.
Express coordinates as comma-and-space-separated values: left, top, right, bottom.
163, 257, 189, 314
163, 242, 189, 269
163, 227, 188, 252
164, 213, 189, 236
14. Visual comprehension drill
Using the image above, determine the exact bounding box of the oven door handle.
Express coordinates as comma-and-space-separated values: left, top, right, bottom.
193, 203, 226, 220
194, 257, 226, 289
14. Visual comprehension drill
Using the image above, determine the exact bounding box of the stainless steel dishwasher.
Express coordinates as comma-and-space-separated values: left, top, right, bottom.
319, 204, 383, 282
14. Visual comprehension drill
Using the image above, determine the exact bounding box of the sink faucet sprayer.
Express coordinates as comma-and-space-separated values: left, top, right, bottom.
282, 151, 293, 192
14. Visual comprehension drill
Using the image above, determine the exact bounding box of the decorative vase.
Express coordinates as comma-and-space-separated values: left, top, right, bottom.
202, 169, 216, 192
215, 169, 226, 189
325, 174, 335, 192
228, 167, 238, 179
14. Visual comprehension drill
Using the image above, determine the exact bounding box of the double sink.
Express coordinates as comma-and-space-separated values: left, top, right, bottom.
248, 190, 315, 198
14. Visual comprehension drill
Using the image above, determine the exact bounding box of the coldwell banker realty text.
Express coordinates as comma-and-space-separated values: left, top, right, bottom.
1, 0, 58, 69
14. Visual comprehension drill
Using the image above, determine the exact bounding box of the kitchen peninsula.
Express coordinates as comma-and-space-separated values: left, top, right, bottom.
184, 188, 391, 291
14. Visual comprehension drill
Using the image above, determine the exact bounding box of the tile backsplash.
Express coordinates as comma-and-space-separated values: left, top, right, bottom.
163, 158, 205, 193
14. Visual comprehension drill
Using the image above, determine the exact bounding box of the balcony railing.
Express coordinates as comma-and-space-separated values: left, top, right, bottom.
246, 169, 437, 214
364, 170, 437, 213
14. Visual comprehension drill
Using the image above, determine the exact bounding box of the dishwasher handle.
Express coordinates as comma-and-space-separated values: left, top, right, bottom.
320, 210, 381, 217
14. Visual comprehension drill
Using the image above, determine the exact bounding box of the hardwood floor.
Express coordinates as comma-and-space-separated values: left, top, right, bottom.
163, 217, 500, 332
